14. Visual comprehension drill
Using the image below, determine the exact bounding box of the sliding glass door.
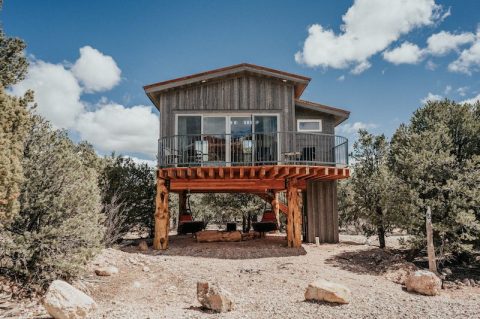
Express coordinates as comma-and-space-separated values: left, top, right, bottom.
177, 114, 278, 166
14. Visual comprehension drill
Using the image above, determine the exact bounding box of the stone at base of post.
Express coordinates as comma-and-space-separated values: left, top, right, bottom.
153, 176, 169, 250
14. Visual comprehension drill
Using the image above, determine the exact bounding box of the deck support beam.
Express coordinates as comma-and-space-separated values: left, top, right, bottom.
154, 177, 170, 250
286, 179, 302, 248
271, 192, 281, 231
177, 191, 187, 232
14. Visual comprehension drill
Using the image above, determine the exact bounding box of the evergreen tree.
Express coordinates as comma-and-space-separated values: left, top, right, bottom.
2, 116, 104, 288
0, 88, 32, 224
99, 155, 155, 244
339, 130, 414, 248
0, 5, 32, 225
390, 100, 480, 257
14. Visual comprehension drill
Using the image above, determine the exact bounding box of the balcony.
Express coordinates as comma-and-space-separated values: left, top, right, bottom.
158, 131, 348, 168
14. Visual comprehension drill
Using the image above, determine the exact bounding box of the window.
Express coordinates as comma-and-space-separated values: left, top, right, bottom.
297, 119, 322, 132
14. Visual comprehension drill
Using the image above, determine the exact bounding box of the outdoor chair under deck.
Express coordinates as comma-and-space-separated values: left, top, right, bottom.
252, 210, 278, 237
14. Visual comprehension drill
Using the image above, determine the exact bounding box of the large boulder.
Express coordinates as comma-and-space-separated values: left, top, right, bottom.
94, 265, 119, 276
305, 279, 351, 304
197, 281, 234, 313
405, 270, 441, 296
42, 280, 97, 319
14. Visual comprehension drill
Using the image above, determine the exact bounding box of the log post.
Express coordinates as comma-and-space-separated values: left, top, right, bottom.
272, 192, 280, 231
426, 206, 437, 273
287, 179, 302, 248
153, 176, 169, 250
177, 191, 187, 232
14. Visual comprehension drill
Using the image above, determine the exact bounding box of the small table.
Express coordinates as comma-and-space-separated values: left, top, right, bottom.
282, 152, 301, 163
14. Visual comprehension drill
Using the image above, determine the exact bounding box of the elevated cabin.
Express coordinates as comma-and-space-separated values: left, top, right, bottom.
144, 63, 350, 250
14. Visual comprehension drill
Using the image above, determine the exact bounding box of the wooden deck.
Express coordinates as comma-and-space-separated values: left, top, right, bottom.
153, 165, 348, 251
157, 165, 349, 193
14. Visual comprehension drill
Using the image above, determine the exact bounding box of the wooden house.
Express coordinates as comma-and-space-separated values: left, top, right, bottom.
144, 63, 350, 250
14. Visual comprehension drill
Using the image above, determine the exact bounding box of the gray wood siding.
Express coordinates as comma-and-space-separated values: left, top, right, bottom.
294, 108, 337, 164
158, 74, 295, 138
304, 181, 339, 243
294, 107, 335, 134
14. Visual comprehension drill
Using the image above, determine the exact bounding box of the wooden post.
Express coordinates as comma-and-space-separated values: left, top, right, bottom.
287, 179, 302, 248
272, 192, 281, 231
177, 191, 187, 232
426, 206, 437, 273
153, 177, 169, 250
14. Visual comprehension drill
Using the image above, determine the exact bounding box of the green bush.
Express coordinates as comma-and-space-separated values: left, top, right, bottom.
1, 116, 104, 289
99, 155, 155, 244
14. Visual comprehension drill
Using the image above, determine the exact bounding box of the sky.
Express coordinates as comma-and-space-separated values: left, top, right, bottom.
3, 0, 480, 164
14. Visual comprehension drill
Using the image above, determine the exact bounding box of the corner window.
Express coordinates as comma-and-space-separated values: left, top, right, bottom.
297, 119, 322, 132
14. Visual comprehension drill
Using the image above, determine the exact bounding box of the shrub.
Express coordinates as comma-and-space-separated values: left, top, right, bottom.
1, 116, 104, 290
99, 155, 155, 243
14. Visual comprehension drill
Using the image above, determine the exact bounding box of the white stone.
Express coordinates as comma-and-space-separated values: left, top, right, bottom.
405, 270, 441, 296
143, 266, 150, 272
42, 280, 96, 319
197, 281, 234, 313
94, 266, 118, 276
305, 279, 351, 304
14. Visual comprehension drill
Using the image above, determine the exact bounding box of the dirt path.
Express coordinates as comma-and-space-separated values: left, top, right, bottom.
84, 235, 480, 319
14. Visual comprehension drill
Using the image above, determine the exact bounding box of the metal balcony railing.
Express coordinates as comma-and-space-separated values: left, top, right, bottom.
158, 132, 348, 168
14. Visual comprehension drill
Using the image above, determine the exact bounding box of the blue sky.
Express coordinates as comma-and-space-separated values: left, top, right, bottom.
3, 0, 480, 162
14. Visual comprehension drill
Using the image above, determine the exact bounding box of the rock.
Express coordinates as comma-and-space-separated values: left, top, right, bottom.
405, 270, 442, 296
304, 279, 351, 304
197, 281, 234, 313
94, 266, 118, 276
133, 281, 141, 288
462, 278, 471, 286
143, 266, 150, 272
443, 267, 452, 275
138, 240, 148, 251
42, 280, 96, 319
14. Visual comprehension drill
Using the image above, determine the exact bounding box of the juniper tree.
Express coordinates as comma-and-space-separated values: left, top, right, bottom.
2, 116, 104, 288
0, 88, 32, 224
390, 100, 480, 257
0, 11, 31, 225
339, 130, 414, 248
99, 155, 155, 243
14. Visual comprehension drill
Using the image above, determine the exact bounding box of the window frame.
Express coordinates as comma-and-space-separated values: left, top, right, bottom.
297, 119, 322, 132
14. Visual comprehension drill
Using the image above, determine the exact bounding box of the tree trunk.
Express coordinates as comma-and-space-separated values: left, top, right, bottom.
247, 212, 251, 232
242, 214, 247, 233
196, 230, 242, 242
376, 206, 386, 249
426, 206, 437, 273
153, 177, 169, 250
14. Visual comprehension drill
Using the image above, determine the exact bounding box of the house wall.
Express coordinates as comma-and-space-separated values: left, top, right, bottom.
157, 73, 295, 138
294, 107, 337, 164
304, 180, 339, 243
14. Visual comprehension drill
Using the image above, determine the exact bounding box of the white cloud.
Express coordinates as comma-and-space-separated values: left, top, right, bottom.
383, 42, 424, 64
295, 0, 444, 73
426, 31, 475, 56
460, 93, 480, 105
457, 86, 469, 96
71, 46, 121, 92
11, 47, 157, 161
448, 32, 480, 74
350, 61, 371, 75
129, 156, 157, 168
425, 60, 437, 70
421, 92, 442, 104
337, 122, 378, 135
75, 103, 159, 159
10, 60, 84, 129
337, 75, 345, 81
444, 85, 452, 94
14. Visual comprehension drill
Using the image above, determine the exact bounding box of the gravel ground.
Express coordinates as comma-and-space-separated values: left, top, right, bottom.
82, 235, 480, 319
